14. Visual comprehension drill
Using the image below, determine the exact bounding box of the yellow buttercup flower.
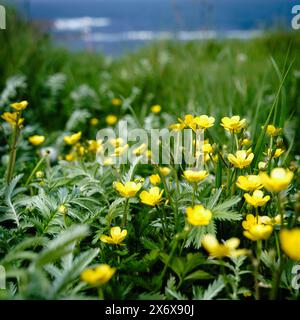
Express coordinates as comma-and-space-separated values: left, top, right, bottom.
228, 150, 254, 169
244, 224, 273, 241
149, 174, 161, 186
1, 112, 24, 127
28, 135, 45, 146
266, 124, 281, 137
159, 167, 171, 176
151, 104, 161, 113
133, 143, 147, 156
110, 138, 124, 147
64, 131, 82, 145
186, 205, 212, 226
178, 114, 196, 130
100, 226, 127, 245
194, 115, 215, 129
280, 229, 300, 261
273, 148, 285, 158
202, 140, 213, 153
244, 190, 270, 207
140, 187, 164, 206
77, 145, 86, 156
65, 153, 75, 161
242, 214, 257, 230
242, 138, 251, 146
11, 100, 28, 111
242, 214, 273, 241
112, 98, 122, 106
88, 140, 102, 153
273, 214, 282, 225
106, 114, 118, 126
259, 168, 293, 193
220, 116, 246, 133
114, 181, 142, 198
90, 118, 99, 126
265, 148, 285, 159
81, 264, 116, 286
202, 234, 247, 259
169, 123, 185, 131
236, 175, 263, 192
183, 170, 209, 183
112, 144, 128, 157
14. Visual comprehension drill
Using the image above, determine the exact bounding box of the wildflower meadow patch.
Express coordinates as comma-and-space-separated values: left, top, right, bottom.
0, 9, 299, 302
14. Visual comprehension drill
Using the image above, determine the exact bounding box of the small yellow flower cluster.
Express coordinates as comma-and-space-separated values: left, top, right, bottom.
171, 114, 215, 131
63, 132, 104, 161
1, 100, 28, 127
236, 167, 294, 242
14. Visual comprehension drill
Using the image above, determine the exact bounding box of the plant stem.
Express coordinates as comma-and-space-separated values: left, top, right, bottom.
156, 204, 167, 239
252, 242, 261, 301
231, 132, 235, 153
97, 286, 104, 300
121, 198, 130, 227
6, 121, 20, 183
160, 237, 178, 283
220, 260, 230, 297
270, 192, 285, 300
192, 182, 198, 205
25, 156, 46, 186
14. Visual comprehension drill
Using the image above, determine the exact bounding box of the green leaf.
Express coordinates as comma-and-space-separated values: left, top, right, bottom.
51, 248, 99, 296
184, 269, 212, 281
201, 276, 225, 300
213, 210, 242, 221
35, 225, 89, 267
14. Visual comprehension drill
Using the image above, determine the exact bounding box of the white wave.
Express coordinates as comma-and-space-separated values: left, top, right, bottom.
178, 30, 217, 40
81, 29, 262, 43
223, 30, 262, 39
83, 31, 173, 42
54, 17, 111, 31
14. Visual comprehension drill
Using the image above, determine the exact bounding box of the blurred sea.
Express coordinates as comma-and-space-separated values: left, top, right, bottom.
9, 0, 293, 56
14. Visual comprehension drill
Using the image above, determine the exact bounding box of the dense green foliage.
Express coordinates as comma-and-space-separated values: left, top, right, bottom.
0, 10, 299, 300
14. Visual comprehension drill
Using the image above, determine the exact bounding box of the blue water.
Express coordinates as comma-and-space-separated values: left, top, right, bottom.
8, 0, 294, 56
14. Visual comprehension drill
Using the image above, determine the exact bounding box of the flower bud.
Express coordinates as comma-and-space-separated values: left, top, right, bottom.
276, 137, 284, 147
58, 204, 68, 215
36, 171, 44, 179
258, 161, 267, 171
